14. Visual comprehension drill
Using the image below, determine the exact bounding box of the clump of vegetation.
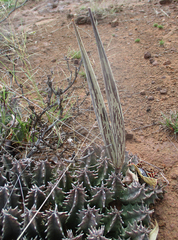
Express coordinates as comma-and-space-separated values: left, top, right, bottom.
161, 111, 178, 134
135, 38, 140, 43
153, 23, 158, 27
68, 49, 81, 59
79, 70, 86, 79
159, 39, 164, 46
158, 25, 164, 29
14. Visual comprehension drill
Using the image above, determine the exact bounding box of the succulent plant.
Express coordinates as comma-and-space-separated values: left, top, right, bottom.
0, 148, 162, 240
0, 9, 163, 240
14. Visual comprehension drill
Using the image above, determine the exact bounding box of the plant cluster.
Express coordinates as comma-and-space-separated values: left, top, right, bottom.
0, 148, 163, 239
161, 111, 178, 134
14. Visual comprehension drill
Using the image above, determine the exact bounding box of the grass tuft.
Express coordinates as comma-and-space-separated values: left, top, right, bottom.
161, 111, 178, 134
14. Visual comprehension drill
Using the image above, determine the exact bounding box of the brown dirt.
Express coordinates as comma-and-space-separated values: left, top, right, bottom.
1, 0, 178, 239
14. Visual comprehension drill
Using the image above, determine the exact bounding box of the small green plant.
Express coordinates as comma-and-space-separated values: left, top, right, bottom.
159, 39, 164, 46
161, 111, 178, 134
135, 38, 140, 43
68, 49, 81, 59
79, 70, 86, 78
80, 6, 86, 10
0, 0, 15, 9
153, 23, 158, 27
158, 25, 163, 29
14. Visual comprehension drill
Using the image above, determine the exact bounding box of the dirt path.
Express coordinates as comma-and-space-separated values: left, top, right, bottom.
2, 0, 178, 239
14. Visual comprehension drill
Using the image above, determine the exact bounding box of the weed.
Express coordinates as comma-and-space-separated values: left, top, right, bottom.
153, 23, 158, 27
0, 24, 86, 158
161, 111, 178, 134
79, 71, 86, 79
158, 25, 163, 29
80, 6, 86, 10
159, 39, 164, 46
135, 38, 140, 43
68, 49, 81, 59
0, 0, 15, 9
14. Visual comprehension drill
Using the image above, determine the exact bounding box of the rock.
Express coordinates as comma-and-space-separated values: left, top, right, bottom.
159, 0, 172, 4
152, 61, 159, 66
75, 15, 91, 25
156, 87, 162, 91
148, 96, 154, 100
149, 58, 154, 64
160, 89, 167, 94
73, 59, 79, 65
140, 90, 146, 95
163, 60, 171, 65
111, 18, 119, 27
125, 130, 133, 140
67, 13, 74, 19
144, 52, 151, 59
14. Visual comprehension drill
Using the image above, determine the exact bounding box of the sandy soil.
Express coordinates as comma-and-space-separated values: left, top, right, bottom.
1, 0, 178, 239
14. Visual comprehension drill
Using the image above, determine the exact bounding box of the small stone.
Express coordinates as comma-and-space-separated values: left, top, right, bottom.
144, 52, 151, 59
125, 130, 133, 140
156, 87, 162, 91
163, 60, 171, 65
140, 90, 146, 95
152, 61, 159, 66
111, 18, 119, 27
67, 13, 74, 19
149, 58, 154, 64
128, 32, 133, 36
148, 96, 154, 100
160, 89, 167, 94
171, 171, 178, 180
146, 107, 151, 112
159, 0, 172, 4
51, 59, 56, 63
73, 59, 79, 65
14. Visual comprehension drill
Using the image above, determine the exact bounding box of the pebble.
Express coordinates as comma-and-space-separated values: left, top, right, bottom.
111, 18, 119, 27
156, 87, 162, 91
73, 59, 79, 65
125, 131, 133, 140
152, 61, 159, 66
149, 58, 154, 64
144, 52, 151, 59
148, 96, 154, 100
140, 90, 146, 95
163, 60, 171, 65
160, 89, 167, 94
159, 0, 172, 4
